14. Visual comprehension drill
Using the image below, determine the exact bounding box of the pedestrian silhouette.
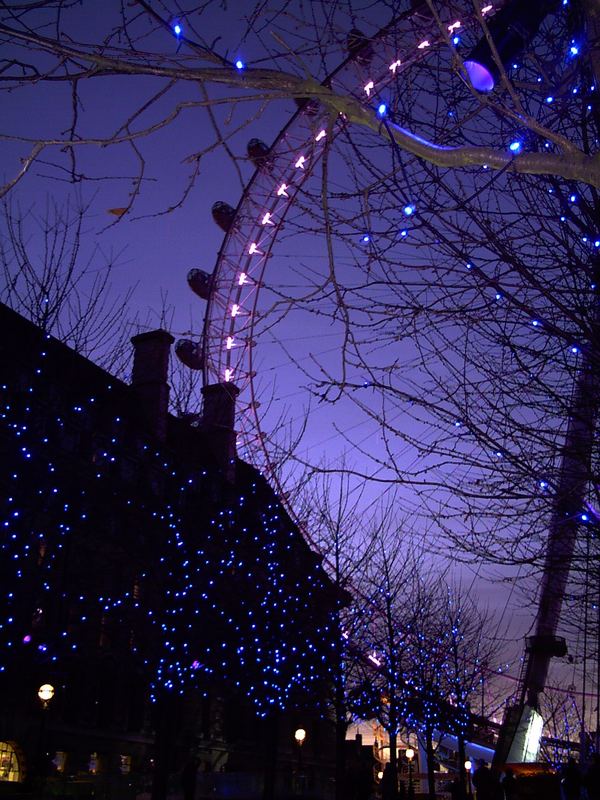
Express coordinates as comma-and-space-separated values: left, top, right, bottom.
500, 768, 517, 800
560, 758, 581, 800
381, 762, 397, 800
473, 760, 494, 800
181, 757, 199, 800
585, 754, 600, 800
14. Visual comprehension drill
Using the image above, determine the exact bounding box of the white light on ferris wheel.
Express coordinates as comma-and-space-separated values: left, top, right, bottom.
364, 81, 374, 96
231, 304, 240, 317
226, 336, 235, 349
389, 59, 401, 73
418, 39, 430, 49
295, 156, 306, 169
315, 130, 326, 142
238, 273, 247, 285
248, 242, 262, 255
448, 21, 461, 32
261, 212, 274, 225
277, 183, 289, 197
481, 4, 493, 14
225, 368, 233, 382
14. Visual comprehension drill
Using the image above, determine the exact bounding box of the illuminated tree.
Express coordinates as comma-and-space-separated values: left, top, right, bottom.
2, 0, 599, 739
295, 472, 383, 800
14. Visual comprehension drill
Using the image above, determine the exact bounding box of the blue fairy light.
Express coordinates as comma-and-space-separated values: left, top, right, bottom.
452, 36, 460, 45
509, 141, 522, 153
173, 23, 182, 36
362, 234, 370, 243
403, 204, 415, 216
569, 194, 577, 203
400, 229, 408, 238
546, 96, 554, 104
570, 44, 579, 56
377, 103, 387, 116
235, 59, 245, 70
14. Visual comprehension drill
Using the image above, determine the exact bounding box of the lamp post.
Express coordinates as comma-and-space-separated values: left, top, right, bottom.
294, 728, 306, 795
405, 748, 414, 800
37, 683, 55, 797
464, 760, 473, 799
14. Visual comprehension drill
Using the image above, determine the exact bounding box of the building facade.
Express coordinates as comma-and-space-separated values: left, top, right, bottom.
0, 304, 339, 799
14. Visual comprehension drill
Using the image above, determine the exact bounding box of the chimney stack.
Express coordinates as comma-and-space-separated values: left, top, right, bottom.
131, 330, 174, 442
201, 382, 239, 481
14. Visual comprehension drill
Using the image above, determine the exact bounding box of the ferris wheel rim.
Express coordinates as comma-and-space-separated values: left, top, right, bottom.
201, 0, 496, 499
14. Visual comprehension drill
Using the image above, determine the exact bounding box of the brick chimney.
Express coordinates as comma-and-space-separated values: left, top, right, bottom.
201, 382, 239, 481
131, 330, 174, 443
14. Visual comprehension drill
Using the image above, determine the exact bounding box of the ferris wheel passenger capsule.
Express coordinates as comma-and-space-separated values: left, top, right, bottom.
347, 28, 373, 67
247, 139, 272, 170
175, 339, 204, 370
211, 201, 237, 232
294, 97, 320, 116
187, 268, 213, 300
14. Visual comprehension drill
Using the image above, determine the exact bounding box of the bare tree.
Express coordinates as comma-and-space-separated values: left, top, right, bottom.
295, 472, 383, 800
0, 0, 598, 202
2, 0, 598, 743
0, 196, 135, 375
354, 528, 426, 799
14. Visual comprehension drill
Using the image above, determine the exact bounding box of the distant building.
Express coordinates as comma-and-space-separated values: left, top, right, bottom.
0, 303, 339, 799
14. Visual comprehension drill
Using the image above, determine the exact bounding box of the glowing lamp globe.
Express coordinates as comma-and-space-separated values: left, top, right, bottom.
464, 61, 495, 92
294, 728, 307, 745
38, 683, 55, 703
465, 760, 472, 771
405, 748, 415, 761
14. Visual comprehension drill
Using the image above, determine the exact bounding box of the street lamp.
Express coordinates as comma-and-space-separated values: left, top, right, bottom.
464, 760, 473, 798
405, 748, 415, 799
37, 683, 55, 797
294, 729, 306, 795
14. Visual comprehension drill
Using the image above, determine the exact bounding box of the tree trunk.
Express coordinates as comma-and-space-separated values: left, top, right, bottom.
262, 713, 278, 800
334, 709, 347, 800
457, 734, 467, 800
389, 730, 399, 800
151, 692, 178, 800
425, 726, 436, 800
